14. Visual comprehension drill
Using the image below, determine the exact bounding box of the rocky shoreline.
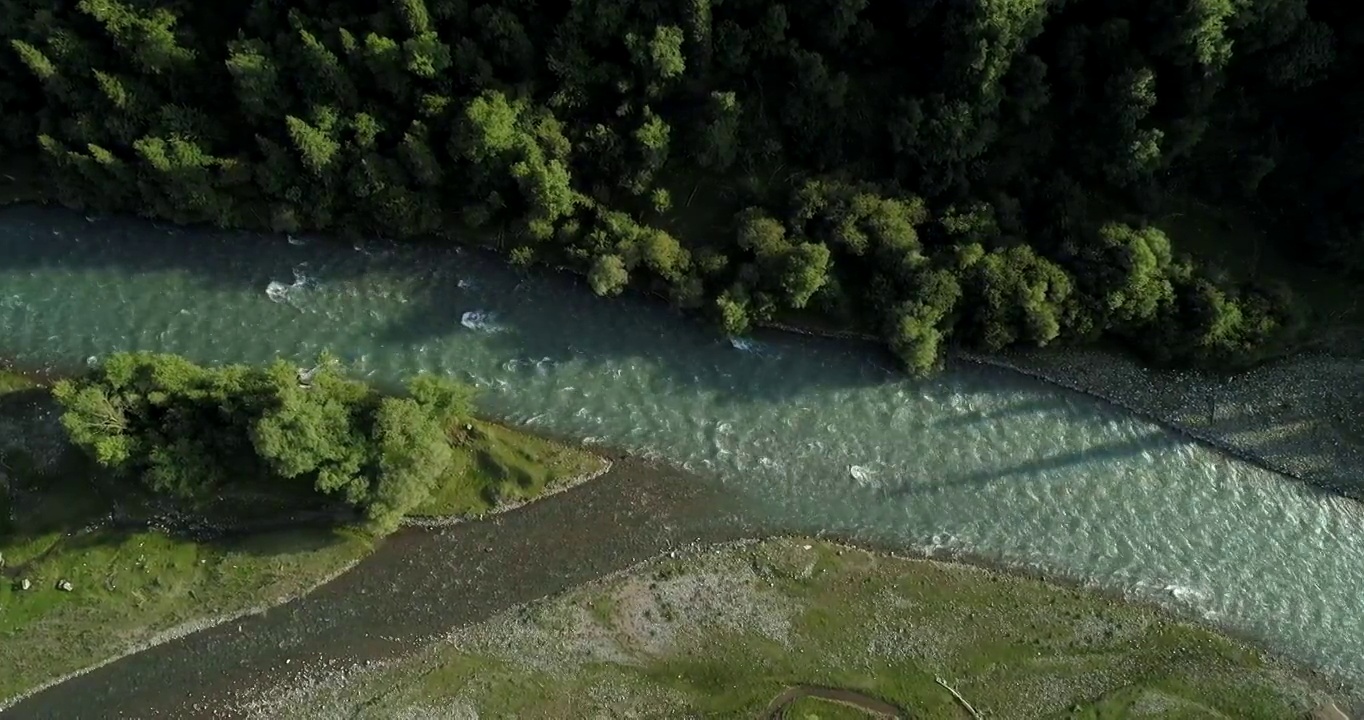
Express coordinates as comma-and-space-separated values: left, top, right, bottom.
763, 320, 1364, 502
958, 347, 1364, 499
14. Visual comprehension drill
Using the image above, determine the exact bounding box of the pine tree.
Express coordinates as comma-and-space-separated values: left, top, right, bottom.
286, 114, 340, 176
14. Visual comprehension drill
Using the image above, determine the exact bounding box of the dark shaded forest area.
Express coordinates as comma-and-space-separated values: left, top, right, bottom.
0, 0, 1358, 372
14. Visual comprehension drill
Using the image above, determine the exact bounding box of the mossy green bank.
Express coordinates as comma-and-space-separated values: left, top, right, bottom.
265, 538, 1339, 718
0, 368, 602, 705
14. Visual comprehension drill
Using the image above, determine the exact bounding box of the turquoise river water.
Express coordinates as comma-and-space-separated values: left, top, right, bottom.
1, 205, 1362, 688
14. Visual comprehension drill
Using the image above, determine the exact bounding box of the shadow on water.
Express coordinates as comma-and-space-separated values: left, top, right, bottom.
911, 432, 1171, 493
0, 204, 1201, 427
944, 355, 1364, 501
928, 395, 1071, 429
0, 205, 413, 289
363, 241, 912, 409
0, 204, 887, 406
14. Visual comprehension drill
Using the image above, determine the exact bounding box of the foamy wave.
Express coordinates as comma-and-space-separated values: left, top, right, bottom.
730, 336, 781, 359
1128, 578, 1213, 609
265, 281, 292, 303
266, 265, 312, 305
460, 310, 506, 333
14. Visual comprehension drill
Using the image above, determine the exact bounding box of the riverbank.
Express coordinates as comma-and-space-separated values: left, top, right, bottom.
6, 453, 734, 718
0, 367, 607, 709
231, 537, 1344, 719
403, 420, 611, 529
763, 319, 1364, 502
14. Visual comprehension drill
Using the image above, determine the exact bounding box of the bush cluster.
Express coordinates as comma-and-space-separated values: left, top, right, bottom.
53, 352, 473, 531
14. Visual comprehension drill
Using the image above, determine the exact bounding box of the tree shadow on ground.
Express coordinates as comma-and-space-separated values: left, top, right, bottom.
0, 409, 361, 594
2, 451, 357, 580
472, 447, 524, 502
1166, 371, 1364, 499
1218, 413, 1364, 499
974, 346, 1364, 501
0, 435, 363, 710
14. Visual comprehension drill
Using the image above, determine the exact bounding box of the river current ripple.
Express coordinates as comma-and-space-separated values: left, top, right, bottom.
1, 206, 1361, 688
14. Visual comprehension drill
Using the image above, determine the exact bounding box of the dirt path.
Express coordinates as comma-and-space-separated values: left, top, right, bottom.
5, 454, 740, 719
764, 685, 908, 718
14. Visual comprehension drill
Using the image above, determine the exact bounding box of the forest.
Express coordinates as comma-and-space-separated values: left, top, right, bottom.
1, 0, 1358, 373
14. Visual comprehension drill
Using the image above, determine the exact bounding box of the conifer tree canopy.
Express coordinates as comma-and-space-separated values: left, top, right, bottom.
3, 0, 1354, 373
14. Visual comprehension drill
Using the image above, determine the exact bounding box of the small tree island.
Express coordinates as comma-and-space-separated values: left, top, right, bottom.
55, 351, 476, 532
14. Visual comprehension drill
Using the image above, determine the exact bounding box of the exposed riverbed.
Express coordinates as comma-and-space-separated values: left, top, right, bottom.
1, 205, 1362, 712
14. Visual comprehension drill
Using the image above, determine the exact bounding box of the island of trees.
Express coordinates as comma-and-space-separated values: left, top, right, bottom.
54, 351, 476, 531
2, 0, 1359, 372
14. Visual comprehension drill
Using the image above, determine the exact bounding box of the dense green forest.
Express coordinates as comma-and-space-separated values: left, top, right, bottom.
1, 0, 1358, 372
54, 351, 474, 530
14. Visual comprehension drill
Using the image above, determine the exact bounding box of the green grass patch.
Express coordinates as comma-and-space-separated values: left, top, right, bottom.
782, 695, 882, 719
0, 452, 372, 704
308, 539, 1337, 719
0, 369, 37, 395
411, 420, 603, 518
0, 528, 369, 703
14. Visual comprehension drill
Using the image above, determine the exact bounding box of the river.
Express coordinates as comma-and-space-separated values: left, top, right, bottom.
1, 205, 1362, 696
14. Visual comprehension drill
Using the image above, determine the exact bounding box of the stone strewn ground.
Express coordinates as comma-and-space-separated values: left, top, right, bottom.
964, 345, 1364, 500
236, 538, 1344, 719
765, 319, 1364, 500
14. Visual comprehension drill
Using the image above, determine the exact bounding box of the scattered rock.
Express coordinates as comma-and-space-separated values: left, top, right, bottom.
967, 347, 1364, 498
19, 578, 31, 591
57, 579, 73, 592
